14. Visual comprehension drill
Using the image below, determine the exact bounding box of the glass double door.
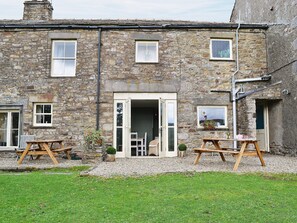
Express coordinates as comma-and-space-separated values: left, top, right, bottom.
114, 93, 177, 158
0, 111, 20, 148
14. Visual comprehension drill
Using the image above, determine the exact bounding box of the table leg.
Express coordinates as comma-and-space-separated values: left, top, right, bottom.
213, 141, 226, 162
194, 152, 202, 165
41, 143, 59, 165
233, 142, 247, 171
254, 142, 266, 167
17, 143, 32, 165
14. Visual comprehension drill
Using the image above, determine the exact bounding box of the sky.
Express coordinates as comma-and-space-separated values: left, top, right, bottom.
0, 0, 235, 22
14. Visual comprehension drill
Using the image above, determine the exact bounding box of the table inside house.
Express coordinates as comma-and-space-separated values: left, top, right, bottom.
17, 139, 72, 165
193, 138, 266, 171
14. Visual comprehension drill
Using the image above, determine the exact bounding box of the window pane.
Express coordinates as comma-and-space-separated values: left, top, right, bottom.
36, 105, 43, 114
212, 40, 230, 58
44, 115, 52, 124
116, 128, 123, 152
136, 42, 158, 62
0, 113, 8, 129
65, 42, 75, 57
116, 103, 123, 126
11, 113, 19, 129
44, 105, 52, 113
54, 42, 65, 57
11, 130, 19, 146
167, 103, 175, 127
52, 60, 65, 76
64, 60, 75, 76
198, 107, 226, 127
36, 115, 43, 123
168, 128, 174, 152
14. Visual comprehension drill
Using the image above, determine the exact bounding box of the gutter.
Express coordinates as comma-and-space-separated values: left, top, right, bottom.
96, 28, 102, 131
0, 23, 269, 30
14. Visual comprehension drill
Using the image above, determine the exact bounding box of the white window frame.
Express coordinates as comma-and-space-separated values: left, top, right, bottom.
210, 39, 233, 60
51, 40, 77, 77
33, 103, 53, 127
197, 106, 228, 129
135, 41, 159, 63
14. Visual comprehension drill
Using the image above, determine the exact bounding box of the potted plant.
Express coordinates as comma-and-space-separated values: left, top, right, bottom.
105, 146, 116, 162
203, 120, 216, 130
178, 143, 187, 157
82, 129, 104, 164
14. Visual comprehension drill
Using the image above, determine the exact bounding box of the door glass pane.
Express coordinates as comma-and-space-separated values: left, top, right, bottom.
11, 113, 19, 147
11, 130, 19, 146
0, 113, 8, 146
116, 103, 123, 126
116, 128, 123, 152
167, 103, 175, 127
168, 128, 174, 152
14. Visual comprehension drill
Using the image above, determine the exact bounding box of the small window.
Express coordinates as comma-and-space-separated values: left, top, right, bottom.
33, 103, 53, 127
135, 41, 158, 63
51, 40, 77, 77
197, 106, 227, 129
210, 39, 232, 60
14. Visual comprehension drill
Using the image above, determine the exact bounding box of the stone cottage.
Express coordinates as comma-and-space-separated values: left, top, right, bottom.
0, 0, 284, 158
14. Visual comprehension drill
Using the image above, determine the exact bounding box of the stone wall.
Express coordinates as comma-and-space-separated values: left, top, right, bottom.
231, 0, 297, 155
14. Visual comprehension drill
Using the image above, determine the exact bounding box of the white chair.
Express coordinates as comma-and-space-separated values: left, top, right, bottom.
136, 132, 147, 156
131, 132, 141, 156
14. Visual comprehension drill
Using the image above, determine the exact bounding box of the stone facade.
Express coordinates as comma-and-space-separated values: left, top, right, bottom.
0, 0, 275, 155
231, 0, 297, 155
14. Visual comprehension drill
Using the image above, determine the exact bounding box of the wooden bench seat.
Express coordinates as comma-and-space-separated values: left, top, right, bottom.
52, 147, 72, 159
193, 148, 240, 154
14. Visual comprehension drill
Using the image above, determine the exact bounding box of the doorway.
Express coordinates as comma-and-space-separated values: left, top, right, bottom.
256, 102, 269, 152
0, 110, 20, 149
113, 93, 177, 158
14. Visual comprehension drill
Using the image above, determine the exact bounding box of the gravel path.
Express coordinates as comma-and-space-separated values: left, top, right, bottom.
88, 154, 297, 177
1, 154, 296, 177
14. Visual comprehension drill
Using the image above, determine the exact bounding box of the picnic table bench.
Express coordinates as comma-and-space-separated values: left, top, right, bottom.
193, 138, 266, 171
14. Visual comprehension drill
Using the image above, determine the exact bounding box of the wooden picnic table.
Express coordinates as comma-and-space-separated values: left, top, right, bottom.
193, 138, 266, 171
17, 139, 72, 165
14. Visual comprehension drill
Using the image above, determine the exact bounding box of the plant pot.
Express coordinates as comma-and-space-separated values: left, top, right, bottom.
178, 150, 186, 157
105, 154, 116, 162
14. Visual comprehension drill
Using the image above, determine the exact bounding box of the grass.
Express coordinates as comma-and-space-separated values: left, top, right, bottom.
0, 168, 296, 223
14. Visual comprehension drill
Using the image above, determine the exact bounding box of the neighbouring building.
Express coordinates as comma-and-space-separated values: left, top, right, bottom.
0, 0, 288, 158
231, 0, 297, 156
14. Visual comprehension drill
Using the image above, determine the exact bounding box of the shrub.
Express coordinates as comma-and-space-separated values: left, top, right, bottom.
106, 146, 116, 155
178, 144, 187, 151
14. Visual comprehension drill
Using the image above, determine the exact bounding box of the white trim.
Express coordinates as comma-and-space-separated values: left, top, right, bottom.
210, 39, 233, 60
0, 110, 20, 148
197, 105, 228, 129
33, 103, 53, 127
51, 40, 77, 77
135, 41, 159, 63
114, 93, 176, 100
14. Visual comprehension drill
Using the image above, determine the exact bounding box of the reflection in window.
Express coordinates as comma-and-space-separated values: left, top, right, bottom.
167, 102, 175, 151
210, 39, 232, 60
116, 103, 123, 152
136, 41, 158, 63
197, 106, 227, 128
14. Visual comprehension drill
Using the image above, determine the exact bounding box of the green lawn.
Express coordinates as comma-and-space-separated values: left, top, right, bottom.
0, 168, 296, 223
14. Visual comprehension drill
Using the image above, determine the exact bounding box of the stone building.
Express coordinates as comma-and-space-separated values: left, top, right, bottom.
231, 0, 297, 156
0, 0, 284, 157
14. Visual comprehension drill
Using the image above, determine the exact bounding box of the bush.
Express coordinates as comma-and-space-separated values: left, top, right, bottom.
178, 144, 187, 151
106, 146, 116, 154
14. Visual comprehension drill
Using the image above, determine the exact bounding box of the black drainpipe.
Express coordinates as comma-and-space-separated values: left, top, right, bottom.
96, 28, 101, 130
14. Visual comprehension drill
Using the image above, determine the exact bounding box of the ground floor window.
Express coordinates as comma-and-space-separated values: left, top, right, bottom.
197, 106, 227, 129
0, 111, 20, 147
33, 103, 53, 127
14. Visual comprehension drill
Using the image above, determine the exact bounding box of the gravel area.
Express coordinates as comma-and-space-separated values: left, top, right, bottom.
88, 154, 297, 177
1, 153, 296, 177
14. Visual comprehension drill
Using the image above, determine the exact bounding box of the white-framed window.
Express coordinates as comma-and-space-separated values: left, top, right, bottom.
0, 110, 20, 148
51, 40, 77, 77
210, 39, 232, 60
135, 41, 158, 63
197, 106, 228, 129
33, 103, 53, 127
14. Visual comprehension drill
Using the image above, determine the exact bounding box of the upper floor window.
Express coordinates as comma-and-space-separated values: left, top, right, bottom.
33, 103, 53, 127
51, 40, 77, 77
210, 39, 232, 60
135, 41, 158, 63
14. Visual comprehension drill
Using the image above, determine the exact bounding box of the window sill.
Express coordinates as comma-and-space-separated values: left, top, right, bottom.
209, 59, 235, 62
50, 76, 76, 78
31, 126, 56, 129
135, 62, 159, 64
198, 128, 229, 131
